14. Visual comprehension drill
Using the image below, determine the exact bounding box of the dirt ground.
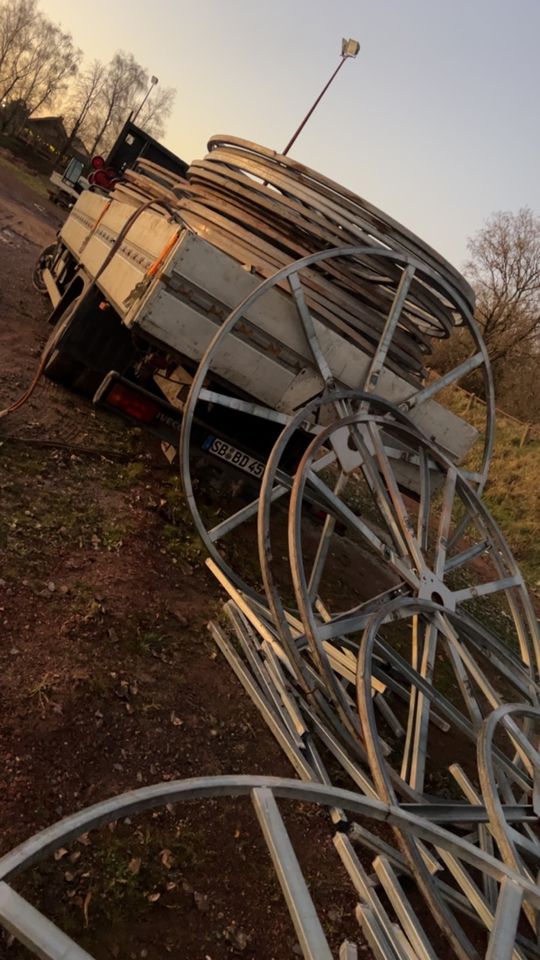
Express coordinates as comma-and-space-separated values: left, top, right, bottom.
0, 161, 387, 958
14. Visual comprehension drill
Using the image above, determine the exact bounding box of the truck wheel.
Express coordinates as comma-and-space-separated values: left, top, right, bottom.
43, 298, 85, 387
32, 242, 59, 295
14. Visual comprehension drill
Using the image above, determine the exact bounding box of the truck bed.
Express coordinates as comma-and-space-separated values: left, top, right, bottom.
58, 190, 477, 488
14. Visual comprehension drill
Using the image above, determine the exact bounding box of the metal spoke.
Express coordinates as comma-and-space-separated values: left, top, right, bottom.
434, 466, 457, 579
306, 471, 420, 589
453, 575, 523, 604
401, 352, 485, 411
366, 420, 424, 569
444, 540, 490, 575
0, 882, 94, 960
307, 471, 348, 602
198, 387, 292, 424
485, 878, 524, 960
417, 446, 431, 553
363, 265, 416, 394
288, 272, 334, 386
251, 786, 333, 960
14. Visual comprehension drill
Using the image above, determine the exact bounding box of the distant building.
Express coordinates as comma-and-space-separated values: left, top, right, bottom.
21, 116, 90, 165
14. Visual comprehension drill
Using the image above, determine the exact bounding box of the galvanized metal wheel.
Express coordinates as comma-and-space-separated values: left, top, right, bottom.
179, 245, 495, 612
231, 406, 532, 764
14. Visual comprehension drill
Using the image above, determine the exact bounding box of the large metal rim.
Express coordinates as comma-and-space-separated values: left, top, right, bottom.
179, 245, 495, 608
287, 413, 539, 743
291, 413, 540, 665
255, 388, 418, 698
477, 703, 540, 927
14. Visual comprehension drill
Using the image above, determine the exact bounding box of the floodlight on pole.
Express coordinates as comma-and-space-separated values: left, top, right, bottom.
282, 38, 360, 156
132, 75, 159, 124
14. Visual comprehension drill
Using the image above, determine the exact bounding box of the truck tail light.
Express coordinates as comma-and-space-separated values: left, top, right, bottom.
106, 382, 159, 423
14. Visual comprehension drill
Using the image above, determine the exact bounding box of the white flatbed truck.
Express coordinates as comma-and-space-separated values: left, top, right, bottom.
36, 184, 478, 489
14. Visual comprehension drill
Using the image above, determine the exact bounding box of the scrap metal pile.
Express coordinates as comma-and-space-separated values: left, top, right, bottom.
1, 142, 539, 959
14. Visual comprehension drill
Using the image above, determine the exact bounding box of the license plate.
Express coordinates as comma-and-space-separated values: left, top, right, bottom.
202, 435, 264, 479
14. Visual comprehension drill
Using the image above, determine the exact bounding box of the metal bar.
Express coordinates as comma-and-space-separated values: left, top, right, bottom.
308, 471, 348, 601
373, 692, 405, 738
363, 264, 416, 393
373, 637, 531, 787
434, 467, 457, 578
209, 622, 314, 781
355, 905, 402, 960
485, 878, 524, 960
198, 387, 291, 424
417, 446, 431, 553
209, 445, 334, 544
408, 620, 439, 792
251, 787, 333, 960
401, 615, 423, 784
0, 882, 94, 960
224, 604, 306, 748
339, 942, 359, 960
288, 272, 334, 385
367, 420, 424, 569
435, 848, 497, 931
440, 622, 484, 730
399, 804, 535, 824
400, 352, 485, 410
209, 483, 287, 542
301, 704, 378, 798
307, 472, 420, 589
444, 540, 490, 574
334, 834, 408, 958
372, 856, 437, 960
452, 575, 522, 604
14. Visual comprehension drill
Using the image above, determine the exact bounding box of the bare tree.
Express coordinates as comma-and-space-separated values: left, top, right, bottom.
432, 207, 540, 418
0, 0, 38, 95
495, 344, 540, 422
0, 1, 79, 132
15, 18, 79, 121
465, 208, 540, 366
135, 85, 176, 141
86, 51, 146, 156
60, 58, 105, 155
0, 2, 177, 157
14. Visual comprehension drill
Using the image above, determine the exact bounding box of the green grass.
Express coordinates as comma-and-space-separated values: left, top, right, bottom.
12, 814, 203, 950
0, 151, 51, 198
441, 389, 540, 587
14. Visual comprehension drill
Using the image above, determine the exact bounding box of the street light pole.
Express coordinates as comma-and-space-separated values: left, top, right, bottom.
132, 75, 159, 124
282, 38, 360, 156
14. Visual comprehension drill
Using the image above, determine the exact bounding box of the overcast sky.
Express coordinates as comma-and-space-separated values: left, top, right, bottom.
41, 0, 540, 271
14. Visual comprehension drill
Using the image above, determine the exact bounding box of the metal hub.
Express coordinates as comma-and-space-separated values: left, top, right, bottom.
417, 568, 456, 610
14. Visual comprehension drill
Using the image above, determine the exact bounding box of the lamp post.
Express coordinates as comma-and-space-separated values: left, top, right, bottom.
132, 75, 159, 124
282, 38, 360, 156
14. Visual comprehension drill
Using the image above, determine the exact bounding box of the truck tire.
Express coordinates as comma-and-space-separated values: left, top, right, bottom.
32, 242, 59, 295
43, 298, 85, 387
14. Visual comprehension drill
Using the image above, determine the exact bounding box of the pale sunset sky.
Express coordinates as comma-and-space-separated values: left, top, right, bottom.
40, 0, 539, 271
